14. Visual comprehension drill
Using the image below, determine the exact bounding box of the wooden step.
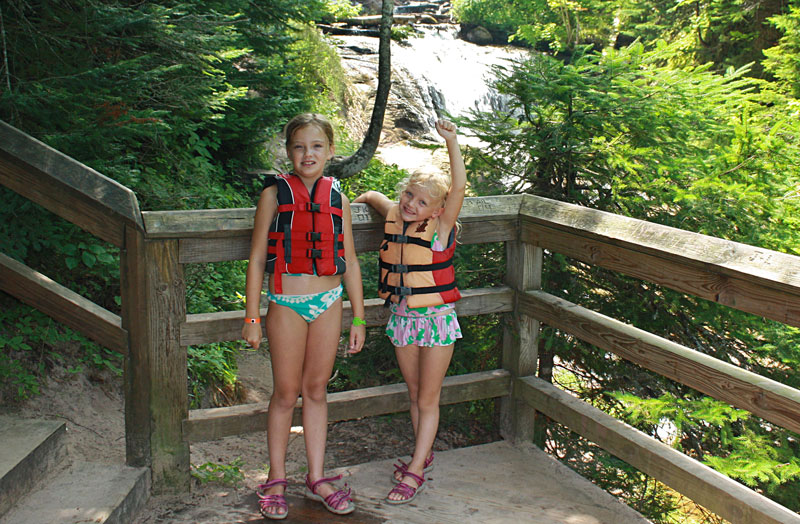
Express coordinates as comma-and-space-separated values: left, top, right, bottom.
0, 461, 149, 524
0, 415, 68, 518
0, 415, 149, 524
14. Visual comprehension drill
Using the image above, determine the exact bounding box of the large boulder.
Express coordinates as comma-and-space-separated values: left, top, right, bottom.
462, 25, 494, 46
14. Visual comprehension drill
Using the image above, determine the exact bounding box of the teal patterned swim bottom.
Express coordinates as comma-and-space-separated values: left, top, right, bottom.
385, 299, 462, 348
266, 284, 342, 322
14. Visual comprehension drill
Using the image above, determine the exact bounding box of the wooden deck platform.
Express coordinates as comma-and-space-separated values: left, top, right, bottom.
227, 441, 652, 523
333, 440, 651, 523
159, 441, 650, 524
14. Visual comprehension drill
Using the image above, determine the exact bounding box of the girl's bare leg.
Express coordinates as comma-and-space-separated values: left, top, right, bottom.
390, 343, 454, 499
301, 299, 343, 501
395, 343, 421, 435
262, 304, 308, 515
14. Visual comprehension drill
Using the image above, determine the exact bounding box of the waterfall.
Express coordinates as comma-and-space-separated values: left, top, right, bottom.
334, 23, 527, 168
390, 25, 524, 129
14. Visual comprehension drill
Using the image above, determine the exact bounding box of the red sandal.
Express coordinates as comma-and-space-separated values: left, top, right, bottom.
304, 474, 355, 515
256, 478, 288, 520
392, 451, 434, 483
385, 470, 425, 505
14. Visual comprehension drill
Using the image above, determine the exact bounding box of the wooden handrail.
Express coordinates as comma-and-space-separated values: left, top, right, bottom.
0, 120, 144, 245
0, 252, 127, 353
518, 376, 800, 524
519, 194, 800, 327
520, 289, 800, 435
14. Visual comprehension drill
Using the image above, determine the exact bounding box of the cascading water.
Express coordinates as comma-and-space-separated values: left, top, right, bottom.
389, 25, 525, 132
334, 23, 527, 169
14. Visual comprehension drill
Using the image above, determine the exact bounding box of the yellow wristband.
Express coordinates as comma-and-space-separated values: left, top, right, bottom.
352, 316, 366, 326
245, 317, 260, 324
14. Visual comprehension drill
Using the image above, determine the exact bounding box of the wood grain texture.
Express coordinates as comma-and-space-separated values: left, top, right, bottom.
180, 286, 513, 346
500, 241, 542, 443
520, 289, 800, 435
517, 376, 800, 524
0, 121, 143, 246
520, 195, 800, 327
184, 370, 511, 442
0, 252, 127, 353
145, 196, 521, 262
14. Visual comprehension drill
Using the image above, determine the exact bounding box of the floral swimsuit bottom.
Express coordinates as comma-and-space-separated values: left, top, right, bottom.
384, 231, 462, 348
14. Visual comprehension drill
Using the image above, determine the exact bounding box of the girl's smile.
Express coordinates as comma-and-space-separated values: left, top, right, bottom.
399, 186, 442, 222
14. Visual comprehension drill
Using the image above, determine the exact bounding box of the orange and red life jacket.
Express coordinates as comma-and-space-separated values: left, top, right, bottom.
266, 173, 346, 293
378, 204, 461, 308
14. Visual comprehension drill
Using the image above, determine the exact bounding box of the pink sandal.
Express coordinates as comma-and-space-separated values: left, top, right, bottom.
304, 474, 355, 515
385, 470, 425, 504
392, 451, 434, 483
257, 478, 288, 520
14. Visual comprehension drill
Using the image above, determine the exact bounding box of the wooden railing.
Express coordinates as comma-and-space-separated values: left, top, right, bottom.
2, 120, 799, 523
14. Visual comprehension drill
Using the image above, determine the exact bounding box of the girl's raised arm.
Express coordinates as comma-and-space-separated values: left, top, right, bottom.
435, 120, 466, 236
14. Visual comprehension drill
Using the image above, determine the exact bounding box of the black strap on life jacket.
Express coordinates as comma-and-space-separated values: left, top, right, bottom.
379, 224, 456, 306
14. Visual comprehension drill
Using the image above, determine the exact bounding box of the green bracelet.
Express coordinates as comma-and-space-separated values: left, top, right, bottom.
352, 316, 366, 326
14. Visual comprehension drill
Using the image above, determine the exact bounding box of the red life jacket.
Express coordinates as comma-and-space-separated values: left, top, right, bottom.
266, 173, 346, 293
379, 204, 461, 308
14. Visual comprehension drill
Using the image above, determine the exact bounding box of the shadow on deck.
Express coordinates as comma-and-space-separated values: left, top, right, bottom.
230, 441, 650, 523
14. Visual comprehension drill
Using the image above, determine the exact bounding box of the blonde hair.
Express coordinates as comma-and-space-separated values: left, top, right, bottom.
284, 113, 335, 149
397, 169, 451, 208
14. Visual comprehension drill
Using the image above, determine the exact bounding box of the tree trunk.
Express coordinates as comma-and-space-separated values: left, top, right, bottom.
325, 0, 393, 179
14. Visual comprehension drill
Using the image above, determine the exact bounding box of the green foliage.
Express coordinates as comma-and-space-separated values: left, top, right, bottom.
317, 0, 361, 22
764, 4, 800, 97
461, 37, 800, 513
191, 457, 245, 486
0, 299, 123, 402
187, 343, 242, 409
289, 24, 352, 117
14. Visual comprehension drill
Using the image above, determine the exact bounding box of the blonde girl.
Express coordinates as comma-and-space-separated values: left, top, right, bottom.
243, 113, 366, 519
354, 119, 466, 504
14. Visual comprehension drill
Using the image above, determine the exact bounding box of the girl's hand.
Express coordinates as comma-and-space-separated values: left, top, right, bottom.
435, 119, 458, 142
242, 323, 262, 349
348, 324, 366, 354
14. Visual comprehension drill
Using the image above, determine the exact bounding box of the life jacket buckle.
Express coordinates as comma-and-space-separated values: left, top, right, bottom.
307, 248, 323, 258
391, 264, 408, 273
397, 286, 413, 296
394, 234, 408, 244
306, 231, 322, 241
306, 202, 321, 212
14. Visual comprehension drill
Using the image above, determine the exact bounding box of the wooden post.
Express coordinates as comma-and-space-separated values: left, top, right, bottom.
121, 225, 190, 493
501, 239, 543, 444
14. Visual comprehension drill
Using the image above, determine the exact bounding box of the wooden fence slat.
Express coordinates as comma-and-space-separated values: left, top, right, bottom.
145, 196, 522, 263
0, 121, 143, 246
184, 370, 512, 442
146, 195, 523, 238
500, 240, 542, 443
519, 289, 800, 435
0, 252, 127, 354
520, 196, 800, 328
517, 376, 800, 524
180, 287, 514, 346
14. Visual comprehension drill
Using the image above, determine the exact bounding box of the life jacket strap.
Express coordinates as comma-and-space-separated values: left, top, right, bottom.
379, 259, 453, 274
380, 281, 457, 297
277, 202, 343, 216
383, 232, 430, 248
